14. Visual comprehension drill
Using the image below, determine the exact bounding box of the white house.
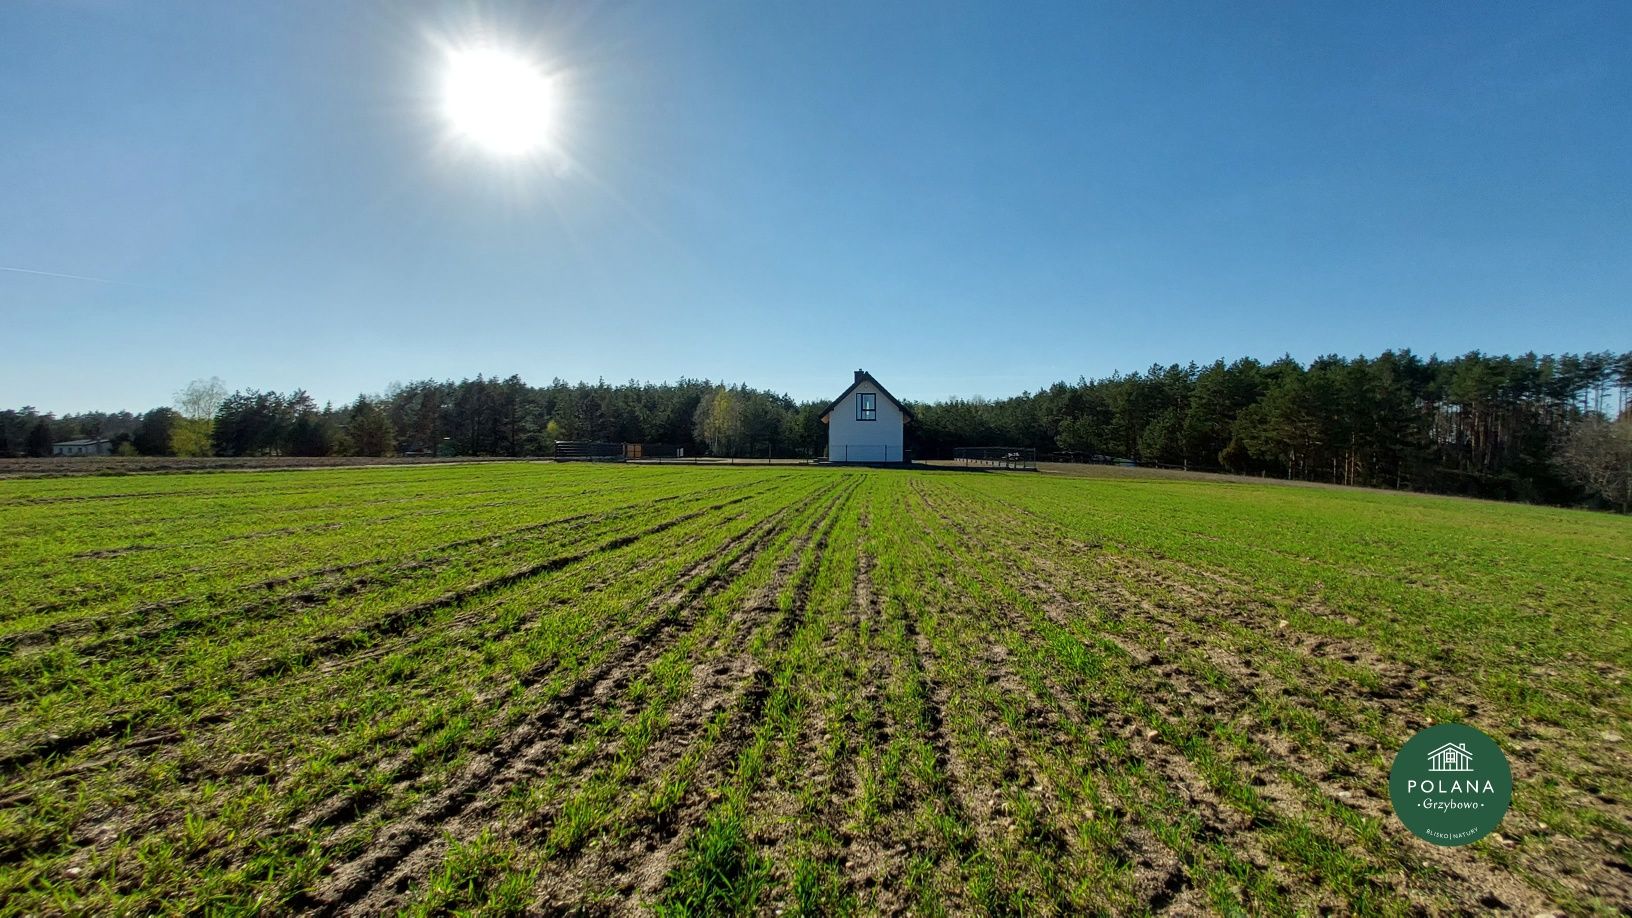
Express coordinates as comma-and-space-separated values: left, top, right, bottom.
52, 438, 113, 457
821, 369, 912, 464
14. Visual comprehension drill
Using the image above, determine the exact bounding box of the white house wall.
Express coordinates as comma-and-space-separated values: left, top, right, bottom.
827, 381, 905, 463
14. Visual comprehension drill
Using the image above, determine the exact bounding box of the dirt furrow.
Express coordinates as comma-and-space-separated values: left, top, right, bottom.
526, 481, 860, 911
971, 488, 1441, 700
916, 481, 1562, 913
956, 532, 1563, 908
905, 483, 1214, 911
305, 480, 842, 915
0, 491, 779, 777
815, 514, 903, 909
0, 488, 812, 875
4, 477, 780, 646
242, 492, 768, 679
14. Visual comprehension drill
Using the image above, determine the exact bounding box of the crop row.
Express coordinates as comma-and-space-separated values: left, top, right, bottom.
0, 463, 1626, 914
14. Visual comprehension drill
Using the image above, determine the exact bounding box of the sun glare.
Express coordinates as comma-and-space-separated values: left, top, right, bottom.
441, 47, 560, 156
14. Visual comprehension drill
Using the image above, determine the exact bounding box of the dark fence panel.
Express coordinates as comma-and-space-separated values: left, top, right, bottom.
825, 445, 910, 464
953, 446, 1037, 470
625, 443, 821, 464
554, 441, 625, 461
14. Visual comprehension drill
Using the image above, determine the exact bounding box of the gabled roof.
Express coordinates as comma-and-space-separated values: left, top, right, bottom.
820, 370, 914, 422
1428, 743, 1470, 757
53, 438, 110, 447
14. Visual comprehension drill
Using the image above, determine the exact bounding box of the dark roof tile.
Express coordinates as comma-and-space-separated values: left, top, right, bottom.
819, 370, 914, 422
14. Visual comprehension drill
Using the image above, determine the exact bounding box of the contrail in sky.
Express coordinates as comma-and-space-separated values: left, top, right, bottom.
0, 264, 132, 285
0, 264, 187, 297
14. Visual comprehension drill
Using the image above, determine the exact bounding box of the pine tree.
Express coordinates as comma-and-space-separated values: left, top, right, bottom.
26, 419, 53, 457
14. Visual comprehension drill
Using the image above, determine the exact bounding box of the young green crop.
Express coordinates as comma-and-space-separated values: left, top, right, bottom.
0, 462, 1625, 915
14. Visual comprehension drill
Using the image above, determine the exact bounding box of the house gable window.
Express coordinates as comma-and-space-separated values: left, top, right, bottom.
856, 392, 876, 421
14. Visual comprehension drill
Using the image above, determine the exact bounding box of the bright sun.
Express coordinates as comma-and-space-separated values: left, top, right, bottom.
441, 47, 560, 156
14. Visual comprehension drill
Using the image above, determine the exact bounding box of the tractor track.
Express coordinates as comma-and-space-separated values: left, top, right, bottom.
305, 478, 850, 915
0, 485, 787, 787
527, 479, 861, 912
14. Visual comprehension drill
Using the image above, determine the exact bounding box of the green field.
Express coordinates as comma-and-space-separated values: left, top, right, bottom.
1, 463, 1628, 914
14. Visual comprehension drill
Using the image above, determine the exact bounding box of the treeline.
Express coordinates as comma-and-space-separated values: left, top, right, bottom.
911, 350, 1632, 508
3, 349, 1629, 510
0, 377, 828, 461
377, 377, 826, 458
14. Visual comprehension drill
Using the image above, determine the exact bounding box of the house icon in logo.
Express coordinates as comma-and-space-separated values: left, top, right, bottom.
1428, 742, 1474, 772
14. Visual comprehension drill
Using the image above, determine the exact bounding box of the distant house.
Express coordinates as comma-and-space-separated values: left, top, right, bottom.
1427, 742, 1473, 772
52, 438, 113, 457
821, 369, 913, 464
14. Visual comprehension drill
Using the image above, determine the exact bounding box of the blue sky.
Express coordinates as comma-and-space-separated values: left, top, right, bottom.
2, 1, 1628, 413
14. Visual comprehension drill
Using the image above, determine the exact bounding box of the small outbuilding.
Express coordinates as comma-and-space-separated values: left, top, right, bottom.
53, 438, 113, 457
821, 369, 912, 464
